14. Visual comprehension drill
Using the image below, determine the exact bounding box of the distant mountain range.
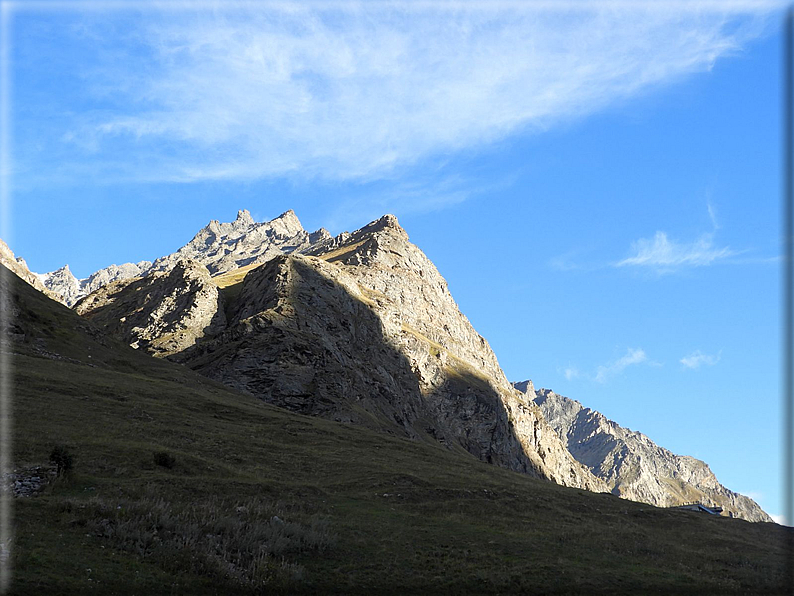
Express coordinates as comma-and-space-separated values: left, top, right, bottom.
0, 209, 770, 522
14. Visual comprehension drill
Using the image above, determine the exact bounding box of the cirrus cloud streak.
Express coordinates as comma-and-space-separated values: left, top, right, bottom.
37, 1, 782, 183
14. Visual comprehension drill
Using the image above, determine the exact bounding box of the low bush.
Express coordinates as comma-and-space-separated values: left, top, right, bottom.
49, 445, 74, 477
152, 451, 176, 469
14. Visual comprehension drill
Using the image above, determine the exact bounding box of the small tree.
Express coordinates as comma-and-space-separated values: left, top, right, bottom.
49, 444, 74, 477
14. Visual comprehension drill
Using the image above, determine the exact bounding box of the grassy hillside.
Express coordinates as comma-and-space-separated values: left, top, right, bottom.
5, 268, 791, 595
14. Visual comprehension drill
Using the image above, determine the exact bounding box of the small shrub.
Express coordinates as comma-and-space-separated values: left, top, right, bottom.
49, 444, 74, 477
153, 451, 176, 469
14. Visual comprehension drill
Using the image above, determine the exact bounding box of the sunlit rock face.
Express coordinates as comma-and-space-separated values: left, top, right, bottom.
74, 259, 225, 357
40, 209, 332, 307
517, 385, 771, 522
0, 238, 61, 303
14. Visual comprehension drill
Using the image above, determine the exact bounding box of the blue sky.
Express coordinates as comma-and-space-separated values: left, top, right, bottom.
1, 1, 787, 521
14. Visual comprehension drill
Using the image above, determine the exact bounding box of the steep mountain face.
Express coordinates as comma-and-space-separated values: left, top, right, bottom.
70, 214, 606, 492
515, 383, 770, 522
40, 209, 332, 306
0, 238, 62, 303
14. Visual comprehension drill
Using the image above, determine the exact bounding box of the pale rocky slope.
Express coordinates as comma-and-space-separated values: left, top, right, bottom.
74, 214, 606, 491
40, 209, 331, 306
0, 239, 61, 303
514, 382, 770, 522
74, 260, 226, 357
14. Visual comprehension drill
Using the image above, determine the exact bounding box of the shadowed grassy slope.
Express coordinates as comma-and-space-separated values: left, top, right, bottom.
6, 268, 791, 595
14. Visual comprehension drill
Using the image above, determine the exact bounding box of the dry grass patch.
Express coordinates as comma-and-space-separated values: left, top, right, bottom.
57, 490, 335, 590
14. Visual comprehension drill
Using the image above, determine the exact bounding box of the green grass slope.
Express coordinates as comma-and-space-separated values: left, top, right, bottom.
4, 267, 791, 595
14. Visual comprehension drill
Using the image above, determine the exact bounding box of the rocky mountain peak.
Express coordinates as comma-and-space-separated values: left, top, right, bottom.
73, 213, 606, 493
513, 379, 536, 398
0, 238, 61, 301
75, 257, 224, 356
269, 209, 304, 237
40, 264, 83, 306
236, 209, 254, 225
368, 213, 402, 232
514, 382, 771, 522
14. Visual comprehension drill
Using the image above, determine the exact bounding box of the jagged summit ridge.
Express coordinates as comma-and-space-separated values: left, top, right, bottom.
38, 209, 332, 306
151, 208, 316, 276
0, 238, 60, 301
514, 382, 771, 522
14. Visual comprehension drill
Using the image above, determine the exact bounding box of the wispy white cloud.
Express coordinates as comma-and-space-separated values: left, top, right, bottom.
38, 2, 780, 183
557, 365, 580, 381
320, 172, 515, 232
706, 198, 720, 230
615, 231, 737, 271
680, 349, 721, 369
595, 348, 648, 383
771, 513, 787, 525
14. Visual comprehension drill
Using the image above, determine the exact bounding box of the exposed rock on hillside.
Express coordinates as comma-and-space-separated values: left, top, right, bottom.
74, 260, 225, 357
515, 384, 771, 522
75, 215, 606, 491
40, 209, 333, 306
39, 261, 153, 307
39, 265, 83, 306
0, 239, 62, 303
150, 209, 329, 275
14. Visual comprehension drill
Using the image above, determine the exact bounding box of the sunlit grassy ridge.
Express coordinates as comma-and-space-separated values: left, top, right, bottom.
6, 268, 791, 595
212, 262, 264, 289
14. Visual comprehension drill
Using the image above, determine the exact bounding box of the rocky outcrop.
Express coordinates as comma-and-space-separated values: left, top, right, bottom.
39, 265, 83, 306
2, 465, 57, 498
75, 214, 606, 491
40, 209, 333, 306
74, 259, 225, 357
516, 384, 771, 522
40, 261, 153, 308
0, 239, 62, 302
150, 209, 328, 275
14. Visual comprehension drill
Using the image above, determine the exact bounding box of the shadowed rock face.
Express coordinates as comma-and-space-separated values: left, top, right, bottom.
72, 214, 606, 491
515, 384, 771, 522
74, 260, 226, 357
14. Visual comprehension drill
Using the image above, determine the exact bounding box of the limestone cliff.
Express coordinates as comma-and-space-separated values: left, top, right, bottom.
515, 383, 771, 522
